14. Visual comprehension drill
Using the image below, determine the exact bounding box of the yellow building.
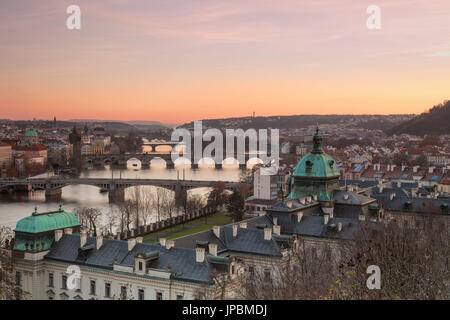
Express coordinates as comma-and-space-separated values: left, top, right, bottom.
0, 141, 13, 169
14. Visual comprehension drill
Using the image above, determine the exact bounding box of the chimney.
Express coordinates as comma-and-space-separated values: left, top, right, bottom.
324, 214, 329, 225
55, 230, 63, 242
80, 230, 87, 247
338, 222, 343, 232
428, 167, 435, 174
273, 225, 281, 235
128, 238, 136, 251
378, 186, 384, 193
166, 240, 175, 250
196, 247, 205, 263
387, 164, 390, 171
239, 222, 247, 229
64, 228, 72, 234
390, 193, 396, 200
297, 212, 303, 222
136, 237, 143, 244
313, 194, 318, 201
159, 238, 167, 247
413, 166, 419, 173
264, 228, 272, 241
273, 217, 278, 225
397, 181, 401, 188
232, 224, 238, 237
300, 198, 306, 205
401, 165, 406, 172
213, 226, 221, 238
96, 235, 103, 250
208, 243, 218, 256
391, 165, 396, 172
306, 196, 312, 203
358, 215, 366, 221
344, 193, 349, 200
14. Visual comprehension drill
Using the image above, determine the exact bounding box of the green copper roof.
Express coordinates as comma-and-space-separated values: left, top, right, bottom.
14, 205, 80, 234
24, 129, 38, 137
292, 127, 340, 178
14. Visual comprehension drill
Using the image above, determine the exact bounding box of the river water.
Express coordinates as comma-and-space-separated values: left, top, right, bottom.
0, 159, 243, 228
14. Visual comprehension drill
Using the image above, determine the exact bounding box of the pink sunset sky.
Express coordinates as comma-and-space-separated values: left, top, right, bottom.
0, 0, 449, 123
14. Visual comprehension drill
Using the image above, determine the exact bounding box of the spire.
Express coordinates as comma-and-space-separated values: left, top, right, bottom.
312, 125, 323, 154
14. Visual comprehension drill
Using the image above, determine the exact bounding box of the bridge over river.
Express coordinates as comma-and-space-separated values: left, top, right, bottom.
0, 178, 243, 206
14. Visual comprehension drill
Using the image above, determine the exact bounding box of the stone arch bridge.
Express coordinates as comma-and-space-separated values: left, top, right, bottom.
0, 178, 243, 206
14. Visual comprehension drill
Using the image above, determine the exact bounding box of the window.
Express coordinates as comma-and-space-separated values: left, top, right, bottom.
176, 295, 183, 300
105, 283, 111, 298
15, 271, 21, 286
156, 292, 163, 300
248, 266, 254, 275
62, 275, 67, 289
264, 269, 271, 281
48, 273, 54, 287
76, 277, 82, 292
138, 289, 144, 300
90, 280, 96, 295
138, 261, 143, 271
121, 286, 127, 300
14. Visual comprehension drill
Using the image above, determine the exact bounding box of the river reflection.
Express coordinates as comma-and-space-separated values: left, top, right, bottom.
0, 160, 243, 228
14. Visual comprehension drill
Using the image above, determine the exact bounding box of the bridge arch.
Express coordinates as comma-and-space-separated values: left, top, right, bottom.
222, 157, 239, 169
246, 157, 264, 169
198, 157, 215, 169
150, 157, 167, 169
127, 157, 142, 168
174, 157, 191, 169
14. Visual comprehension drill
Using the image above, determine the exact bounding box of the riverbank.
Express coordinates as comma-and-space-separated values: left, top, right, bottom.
143, 212, 233, 243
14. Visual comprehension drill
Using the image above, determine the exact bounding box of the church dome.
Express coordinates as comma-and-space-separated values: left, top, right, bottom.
24, 129, 38, 137
293, 127, 340, 179
14, 205, 80, 234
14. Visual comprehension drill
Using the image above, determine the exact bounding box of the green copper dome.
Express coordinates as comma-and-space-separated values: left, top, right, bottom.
288, 126, 340, 200
24, 129, 38, 137
293, 127, 339, 178
14, 205, 80, 234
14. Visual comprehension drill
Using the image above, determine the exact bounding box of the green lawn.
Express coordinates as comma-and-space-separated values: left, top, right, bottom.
143, 212, 234, 243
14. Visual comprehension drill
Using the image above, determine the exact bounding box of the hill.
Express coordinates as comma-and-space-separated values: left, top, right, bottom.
180, 114, 412, 131
386, 100, 450, 136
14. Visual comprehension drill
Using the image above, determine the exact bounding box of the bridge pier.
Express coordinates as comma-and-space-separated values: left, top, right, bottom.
174, 183, 187, 208
109, 188, 125, 203
45, 188, 62, 202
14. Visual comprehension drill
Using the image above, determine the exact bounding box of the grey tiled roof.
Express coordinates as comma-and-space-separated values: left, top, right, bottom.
333, 190, 376, 206
174, 224, 283, 258
371, 194, 450, 215
45, 234, 217, 284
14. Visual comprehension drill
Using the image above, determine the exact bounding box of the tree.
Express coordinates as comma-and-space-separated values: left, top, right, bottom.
226, 184, 249, 222
239, 238, 335, 300
208, 182, 227, 209
74, 207, 103, 236
0, 226, 23, 300
330, 217, 449, 299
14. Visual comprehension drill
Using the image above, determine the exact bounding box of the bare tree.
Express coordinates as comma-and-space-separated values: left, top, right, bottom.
74, 207, 103, 236
239, 238, 335, 300
330, 217, 449, 300
0, 226, 23, 300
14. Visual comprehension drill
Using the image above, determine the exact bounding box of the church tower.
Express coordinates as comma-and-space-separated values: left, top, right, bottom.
288, 126, 340, 203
